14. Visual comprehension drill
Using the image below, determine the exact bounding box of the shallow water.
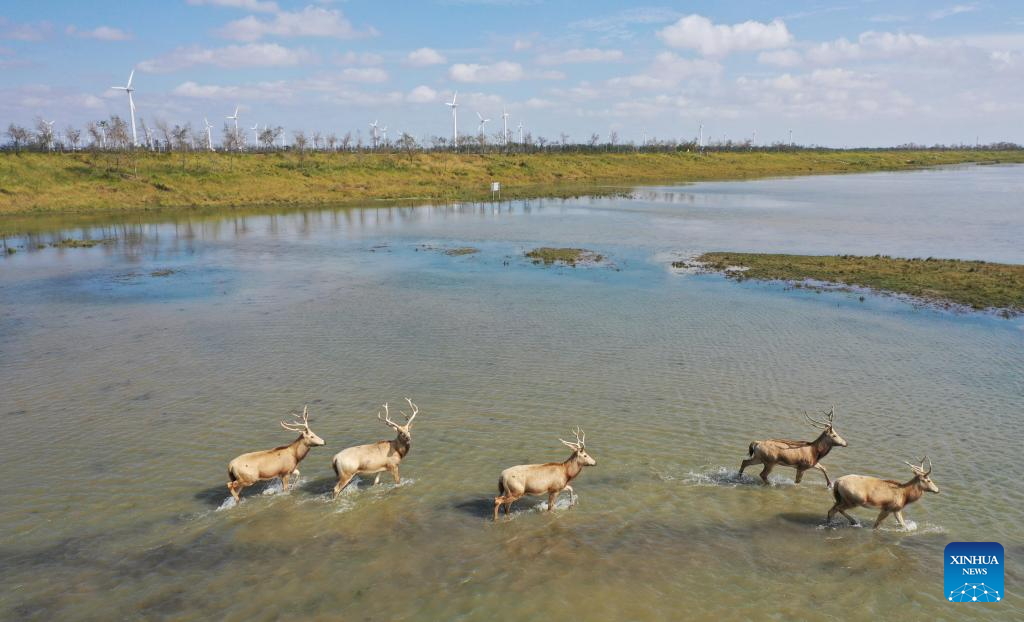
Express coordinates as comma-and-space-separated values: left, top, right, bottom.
1, 165, 1021, 620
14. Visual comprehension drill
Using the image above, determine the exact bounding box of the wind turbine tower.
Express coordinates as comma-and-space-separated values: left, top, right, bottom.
518, 121, 524, 144
446, 92, 458, 146
250, 123, 259, 147
501, 107, 510, 145
369, 120, 379, 148
203, 118, 214, 151
476, 112, 490, 141
698, 122, 704, 150
110, 69, 138, 146
226, 106, 240, 149
789, 128, 793, 146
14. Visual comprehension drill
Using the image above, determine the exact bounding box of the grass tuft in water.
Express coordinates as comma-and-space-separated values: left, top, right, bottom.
526, 247, 604, 266
697, 252, 1024, 314
444, 247, 480, 256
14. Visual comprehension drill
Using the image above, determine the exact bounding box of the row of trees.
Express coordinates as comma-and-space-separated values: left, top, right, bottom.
5, 116, 1022, 155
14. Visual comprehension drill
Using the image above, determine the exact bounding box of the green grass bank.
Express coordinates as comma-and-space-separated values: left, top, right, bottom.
2, 149, 1022, 216
695, 252, 1024, 314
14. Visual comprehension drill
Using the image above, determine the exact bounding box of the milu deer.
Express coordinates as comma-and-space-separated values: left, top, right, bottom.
331, 398, 418, 498
738, 405, 847, 486
226, 405, 326, 502
493, 427, 596, 521
828, 456, 940, 529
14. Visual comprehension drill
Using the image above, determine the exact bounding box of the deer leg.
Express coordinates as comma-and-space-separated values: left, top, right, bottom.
280, 473, 290, 492
873, 510, 891, 529
227, 481, 242, 502
795, 468, 805, 484
333, 472, 356, 499
390, 465, 400, 485
547, 492, 558, 512
838, 506, 858, 526
759, 463, 774, 485
564, 485, 576, 505
493, 496, 504, 521
373, 473, 381, 486
739, 457, 760, 475
894, 511, 907, 529
813, 463, 832, 488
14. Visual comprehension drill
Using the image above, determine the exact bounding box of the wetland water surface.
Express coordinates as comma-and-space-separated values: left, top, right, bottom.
1, 165, 1022, 620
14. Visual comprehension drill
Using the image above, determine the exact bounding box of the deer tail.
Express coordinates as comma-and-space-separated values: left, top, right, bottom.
227, 467, 237, 483
832, 484, 842, 504
497, 477, 506, 496
748, 442, 757, 457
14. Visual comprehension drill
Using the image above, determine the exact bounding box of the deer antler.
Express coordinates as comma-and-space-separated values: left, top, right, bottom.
803, 410, 830, 429
560, 426, 586, 451
377, 402, 397, 428
904, 455, 931, 476
400, 397, 419, 426
280, 404, 310, 432
827, 404, 836, 423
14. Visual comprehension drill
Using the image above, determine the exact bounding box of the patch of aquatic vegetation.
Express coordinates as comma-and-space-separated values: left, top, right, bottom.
51, 237, 116, 248
695, 252, 1024, 317
526, 247, 604, 267
444, 247, 480, 256
150, 269, 176, 277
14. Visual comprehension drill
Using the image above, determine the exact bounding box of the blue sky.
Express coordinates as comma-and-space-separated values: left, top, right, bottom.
2, 1, 1022, 146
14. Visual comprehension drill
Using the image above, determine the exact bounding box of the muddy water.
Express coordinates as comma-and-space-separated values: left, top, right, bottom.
1, 165, 1021, 620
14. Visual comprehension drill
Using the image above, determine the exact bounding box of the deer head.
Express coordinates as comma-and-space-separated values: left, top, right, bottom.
905, 456, 939, 493
560, 427, 596, 466
378, 398, 418, 445
280, 405, 326, 446
804, 404, 847, 447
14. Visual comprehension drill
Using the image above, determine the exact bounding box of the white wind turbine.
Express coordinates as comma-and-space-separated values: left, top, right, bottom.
517, 121, 524, 144
501, 107, 510, 145
43, 119, 55, 151
445, 91, 458, 146
250, 123, 259, 147
203, 118, 214, 151
380, 125, 388, 145
476, 112, 490, 141
110, 69, 138, 146
697, 122, 703, 149
226, 106, 240, 148
369, 120, 380, 148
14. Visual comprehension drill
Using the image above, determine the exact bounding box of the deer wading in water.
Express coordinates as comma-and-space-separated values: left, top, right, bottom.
494, 427, 596, 520
739, 405, 847, 486
828, 456, 940, 529
331, 398, 419, 498
226, 405, 326, 501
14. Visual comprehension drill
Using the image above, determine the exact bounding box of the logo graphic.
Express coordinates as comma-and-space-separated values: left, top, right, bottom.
945, 542, 1003, 603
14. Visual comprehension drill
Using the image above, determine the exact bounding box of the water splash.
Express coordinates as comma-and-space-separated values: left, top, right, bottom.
683, 465, 795, 488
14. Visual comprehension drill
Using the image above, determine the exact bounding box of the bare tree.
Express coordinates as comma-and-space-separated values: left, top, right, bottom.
221, 123, 240, 152
107, 116, 131, 151
588, 133, 600, 147
155, 119, 172, 149
312, 130, 323, 151
293, 130, 308, 162
6, 123, 30, 152
609, 131, 618, 147
340, 131, 352, 151
258, 125, 276, 150
559, 132, 569, 147
326, 132, 337, 151
64, 126, 82, 151
35, 117, 55, 151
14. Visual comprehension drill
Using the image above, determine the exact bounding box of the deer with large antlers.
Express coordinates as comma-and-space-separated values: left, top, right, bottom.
493, 427, 596, 521
828, 456, 940, 529
738, 405, 847, 486
331, 398, 419, 498
226, 405, 326, 502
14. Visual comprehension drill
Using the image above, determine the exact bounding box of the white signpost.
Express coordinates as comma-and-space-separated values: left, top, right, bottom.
490, 181, 500, 199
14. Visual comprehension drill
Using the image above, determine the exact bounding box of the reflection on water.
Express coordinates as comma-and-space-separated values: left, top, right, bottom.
1, 166, 1021, 620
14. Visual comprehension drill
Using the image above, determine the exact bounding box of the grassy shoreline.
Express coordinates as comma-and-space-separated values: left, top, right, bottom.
2, 149, 1022, 217
693, 252, 1024, 315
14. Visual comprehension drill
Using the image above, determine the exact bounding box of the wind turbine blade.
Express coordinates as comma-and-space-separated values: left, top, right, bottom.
127, 70, 134, 89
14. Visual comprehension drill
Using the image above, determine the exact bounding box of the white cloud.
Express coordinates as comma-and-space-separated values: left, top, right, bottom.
171, 80, 291, 101
536, 48, 623, 65
805, 31, 935, 65
608, 52, 721, 89
218, 6, 376, 41
406, 47, 446, 66
338, 67, 388, 83
758, 49, 802, 67
525, 97, 554, 109
66, 25, 132, 41
139, 43, 315, 73
186, 0, 279, 12
657, 14, 792, 57
570, 8, 682, 40
407, 85, 438, 103
449, 61, 524, 83
929, 4, 979, 20
333, 51, 383, 65
513, 38, 533, 50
